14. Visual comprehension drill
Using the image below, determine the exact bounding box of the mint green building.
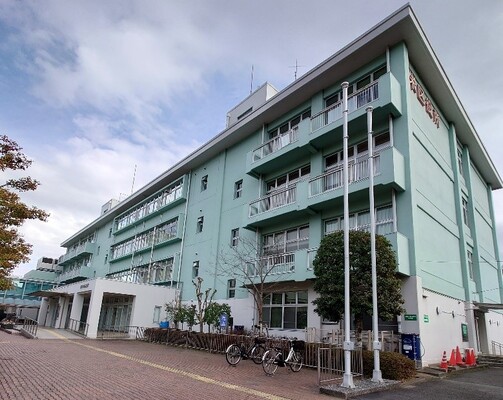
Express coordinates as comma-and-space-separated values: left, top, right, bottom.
36, 6, 503, 365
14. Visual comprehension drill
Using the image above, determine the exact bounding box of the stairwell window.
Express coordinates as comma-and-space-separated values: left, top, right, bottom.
193, 261, 199, 278
231, 228, 239, 247
228, 279, 236, 299
234, 180, 243, 199
467, 250, 474, 280
201, 175, 208, 191
197, 216, 204, 233
462, 198, 469, 226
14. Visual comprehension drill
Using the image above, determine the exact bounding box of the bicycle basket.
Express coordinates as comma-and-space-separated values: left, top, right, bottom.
292, 340, 305, 351
254, 336, 267, 344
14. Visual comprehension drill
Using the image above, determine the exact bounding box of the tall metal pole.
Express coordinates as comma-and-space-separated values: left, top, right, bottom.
341, 82, 354, 388
367, 107, 383, 382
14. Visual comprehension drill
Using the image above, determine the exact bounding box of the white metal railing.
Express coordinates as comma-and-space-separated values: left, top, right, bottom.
311, 81, 379, 132
249, 186, 296, 217
68, 318, 89, 337
492, 340, 503, 356
309, 153, 381, 197
251, 126, 299, 163
247, 253, 295, 277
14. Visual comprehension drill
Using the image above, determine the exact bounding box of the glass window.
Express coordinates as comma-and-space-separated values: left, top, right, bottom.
153, 306, 161, 323
231, 228, 239, 247
192, 261, 199, 278
262, 290, 308, 329
228, 279, 236, 299
197, 216, 204, 233
201, 175, 208, 191
373, 65, 387, 80
234, 180, 243, 198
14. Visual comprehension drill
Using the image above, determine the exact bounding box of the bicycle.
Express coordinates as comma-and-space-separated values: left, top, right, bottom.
225, 336, 267, 366
262, 338, 305, 375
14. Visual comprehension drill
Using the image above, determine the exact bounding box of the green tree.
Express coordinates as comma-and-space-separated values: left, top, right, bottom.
0, 135, 49, 289
312, 230, 404, 332
203, 302, 231, 333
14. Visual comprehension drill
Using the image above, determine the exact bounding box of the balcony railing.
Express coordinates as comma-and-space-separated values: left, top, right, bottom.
249, 186, 296, 217
247, 252, 296, 277
309, 153, 381, 197
251, 126, 299, 163
311, 81, 379, 132
57, 265, 93, 283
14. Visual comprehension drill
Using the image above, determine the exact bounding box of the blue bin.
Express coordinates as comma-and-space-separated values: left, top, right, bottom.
159, 321, 169, 329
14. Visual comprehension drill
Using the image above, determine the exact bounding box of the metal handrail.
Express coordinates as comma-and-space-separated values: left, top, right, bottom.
20, 317, 38, 338
67, 318, 89, 337
491, 340, 503, 355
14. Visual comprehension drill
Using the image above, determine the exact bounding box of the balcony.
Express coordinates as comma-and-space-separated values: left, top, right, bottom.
246, 249, 315, 284
246, 119, 312, 176
245, 72, 401, 177
57, 265, 94, 284
247, 180, 313, 228
58, 242, 95, 267
309, 72, 402, 150
307, 146, 405, 211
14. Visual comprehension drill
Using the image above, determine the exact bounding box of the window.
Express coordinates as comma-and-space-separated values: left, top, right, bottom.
462, 198, 469, 226
231, 228, 239, 247
201, 175, 208, 191
457, 145, 464, 177
197, 216, 204, 233
104, 253, 108, 264
153, 306, 161, 323
467, 251, 474, 280
109, 228, 113, 238
262, 291, 308, 329
228, 279, 236, 299
192, 261, 199, 278
263, 225, 309, 255
234, 180, 243, 199
266, 165, 310, 193
268, 109, 311, 139
325, 204, 394, 236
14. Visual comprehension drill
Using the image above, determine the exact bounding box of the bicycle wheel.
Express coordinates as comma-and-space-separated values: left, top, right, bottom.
250, 344, 266, 364
289, 351, 303, 372
225, 344, 242, 366
262, 349, 279, 376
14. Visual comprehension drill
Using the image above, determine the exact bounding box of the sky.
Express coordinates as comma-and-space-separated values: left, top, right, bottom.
1, 0, 503, 277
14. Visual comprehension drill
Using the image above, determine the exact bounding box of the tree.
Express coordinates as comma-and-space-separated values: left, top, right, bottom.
203, 302, 231, 333
0, 135, 49, 289
216, 236, 285, 331
193, 276, 216, 333
312, 230, 404, 332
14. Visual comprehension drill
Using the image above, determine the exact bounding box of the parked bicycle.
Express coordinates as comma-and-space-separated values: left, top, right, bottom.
225, 335, 267, 365
262, 338, 305, 375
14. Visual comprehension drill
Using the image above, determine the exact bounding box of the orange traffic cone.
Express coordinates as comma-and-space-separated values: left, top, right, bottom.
439, 351, 448, 370
456, 346, 466, 366
448, 349, 456, 366
471, 349, 477, 366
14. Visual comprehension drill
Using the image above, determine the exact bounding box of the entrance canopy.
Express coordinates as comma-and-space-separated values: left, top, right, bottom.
473, 302, 503, 312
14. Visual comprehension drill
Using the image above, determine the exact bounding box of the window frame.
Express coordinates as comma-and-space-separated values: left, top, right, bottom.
262, 290, 308, 329
234, 179, 243, 199
201, 175, 208, 191
196, 216, 204, 233
231, 228, 239, 247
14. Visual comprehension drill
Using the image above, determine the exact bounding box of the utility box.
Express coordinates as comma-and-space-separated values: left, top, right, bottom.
401, 333, 421, 368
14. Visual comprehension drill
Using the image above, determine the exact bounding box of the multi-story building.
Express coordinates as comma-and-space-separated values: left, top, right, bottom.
36, 5, 503, 365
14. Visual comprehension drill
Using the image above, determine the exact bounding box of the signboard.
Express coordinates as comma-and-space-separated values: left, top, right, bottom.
461, 323, 469, 342
219, 314, 228, 328
404, 314, 417, 321
423, 314, 429, 323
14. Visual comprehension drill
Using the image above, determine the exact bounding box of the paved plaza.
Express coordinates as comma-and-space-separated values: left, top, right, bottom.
0, 330, 327, 400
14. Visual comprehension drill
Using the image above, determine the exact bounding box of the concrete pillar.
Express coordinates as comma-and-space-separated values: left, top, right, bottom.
86, 287, 104, 339
38, 298, 49, 326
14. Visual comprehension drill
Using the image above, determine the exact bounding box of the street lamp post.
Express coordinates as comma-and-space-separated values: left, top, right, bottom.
367, 106, 383, 382
341, 82, 355, 389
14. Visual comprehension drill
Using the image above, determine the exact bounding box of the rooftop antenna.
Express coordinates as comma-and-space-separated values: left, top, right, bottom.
250, 65, 254, 94
289, 59, 304, 80
131, 164, 137, 194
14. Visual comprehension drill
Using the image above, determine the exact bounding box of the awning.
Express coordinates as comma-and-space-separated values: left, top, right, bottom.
473, 302, 503, 312
27, 290, 71, 298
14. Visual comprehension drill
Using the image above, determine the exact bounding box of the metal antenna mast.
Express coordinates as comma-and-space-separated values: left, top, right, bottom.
289, 59, 304, 80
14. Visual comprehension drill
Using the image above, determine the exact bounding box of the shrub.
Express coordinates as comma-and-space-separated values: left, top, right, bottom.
362, 350, 416, 381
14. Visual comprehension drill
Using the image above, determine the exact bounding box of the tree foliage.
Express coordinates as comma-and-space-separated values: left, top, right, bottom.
203, 302, 231, 333
312, 230, 404, 328
0, 135, 49, 289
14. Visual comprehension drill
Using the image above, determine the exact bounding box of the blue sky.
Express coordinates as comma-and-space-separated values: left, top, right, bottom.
1, 0, 503, 276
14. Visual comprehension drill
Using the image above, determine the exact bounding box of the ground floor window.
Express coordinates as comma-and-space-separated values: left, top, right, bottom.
262, 291, 308, 329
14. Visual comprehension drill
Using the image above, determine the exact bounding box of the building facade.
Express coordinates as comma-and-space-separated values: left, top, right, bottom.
37, 6, 503, 364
